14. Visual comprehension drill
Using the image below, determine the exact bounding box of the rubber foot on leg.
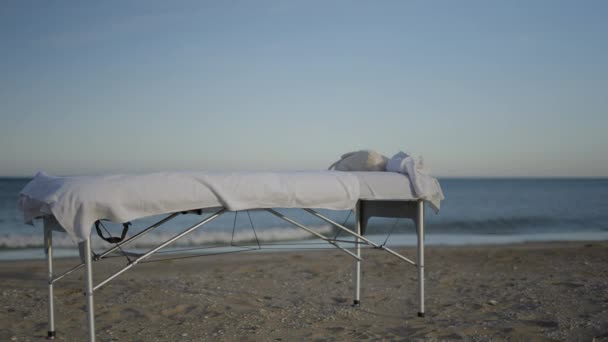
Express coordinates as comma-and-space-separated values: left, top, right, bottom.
352, 299, 360, 307
47, 331, 56, 339
417, 312, 425, 317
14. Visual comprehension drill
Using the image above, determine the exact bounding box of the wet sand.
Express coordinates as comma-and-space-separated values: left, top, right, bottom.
1, 241, 607, 341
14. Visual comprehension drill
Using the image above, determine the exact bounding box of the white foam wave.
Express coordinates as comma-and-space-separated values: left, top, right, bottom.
0, 225, 334, 249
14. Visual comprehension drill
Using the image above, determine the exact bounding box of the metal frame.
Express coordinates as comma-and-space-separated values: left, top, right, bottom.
44, 221, 55, 339
43, 200, 426, 341
354, 201, 362, 307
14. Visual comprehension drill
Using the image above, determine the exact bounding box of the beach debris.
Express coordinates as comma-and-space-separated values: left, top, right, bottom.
487, 300, 498, 306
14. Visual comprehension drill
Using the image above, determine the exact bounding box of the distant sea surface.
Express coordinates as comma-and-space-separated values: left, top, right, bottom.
1, 177, 607, 260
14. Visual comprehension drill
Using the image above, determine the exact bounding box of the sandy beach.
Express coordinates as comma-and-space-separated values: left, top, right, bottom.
1, 241, 607, 341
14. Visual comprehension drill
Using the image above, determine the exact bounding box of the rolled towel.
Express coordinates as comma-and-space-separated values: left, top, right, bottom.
387, 151, 444, 213
328, 150, 388, 172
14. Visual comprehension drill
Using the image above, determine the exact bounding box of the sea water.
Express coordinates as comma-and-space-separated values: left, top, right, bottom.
1, 178, 607, 260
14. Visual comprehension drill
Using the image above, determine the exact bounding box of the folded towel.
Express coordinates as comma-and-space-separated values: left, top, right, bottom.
328, 150, 388, 172
387, 152, 444, 213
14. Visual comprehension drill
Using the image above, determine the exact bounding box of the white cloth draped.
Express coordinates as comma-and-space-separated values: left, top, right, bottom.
18, 168, 444, 242
386, 152, 444, 213
18, 171, 360, 242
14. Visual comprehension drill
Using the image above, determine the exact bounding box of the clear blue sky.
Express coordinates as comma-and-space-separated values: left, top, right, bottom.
1, 0, 606, 177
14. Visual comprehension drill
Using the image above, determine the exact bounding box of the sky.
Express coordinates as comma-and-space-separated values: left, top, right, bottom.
0, 0, 607, 177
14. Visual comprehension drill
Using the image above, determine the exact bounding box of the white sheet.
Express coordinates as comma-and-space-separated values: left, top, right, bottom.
354, 172, 416, 200
386, 152, 444, 213
18, 171, 361, 242
18, 170, 443, 243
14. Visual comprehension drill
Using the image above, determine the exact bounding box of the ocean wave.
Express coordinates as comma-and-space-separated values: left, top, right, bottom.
2, 215, 607, 249
364, 215, 608, 235
0, 225, 334, 249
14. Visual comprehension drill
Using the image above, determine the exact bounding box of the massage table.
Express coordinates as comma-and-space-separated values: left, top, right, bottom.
18, 170, 442, 341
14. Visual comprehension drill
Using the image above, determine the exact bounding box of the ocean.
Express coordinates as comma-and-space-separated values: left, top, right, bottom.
1, 177, 607, 260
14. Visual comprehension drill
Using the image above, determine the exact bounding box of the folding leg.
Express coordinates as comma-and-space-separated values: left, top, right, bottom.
81, 238, 96, 342
353, 202, 361, 307
44, 218, 56, 339
416, 200, 425, 317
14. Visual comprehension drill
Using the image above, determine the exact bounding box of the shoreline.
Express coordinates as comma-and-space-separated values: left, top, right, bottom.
1, 241, 607, 340
2, 232, 608, 261
1, 238, 606, 262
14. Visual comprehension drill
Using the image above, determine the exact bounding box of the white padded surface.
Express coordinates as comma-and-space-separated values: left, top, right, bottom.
354, 172, 416, 200
18, 171, 441, 242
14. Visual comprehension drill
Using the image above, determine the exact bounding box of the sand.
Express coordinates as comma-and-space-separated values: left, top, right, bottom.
1, 241, 607, 341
